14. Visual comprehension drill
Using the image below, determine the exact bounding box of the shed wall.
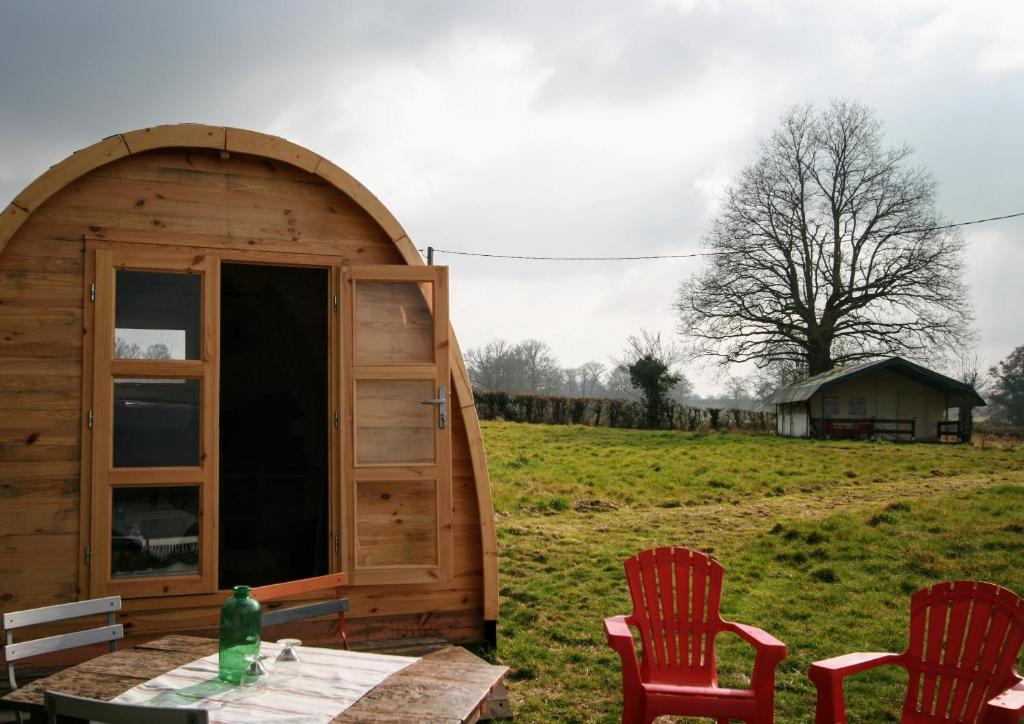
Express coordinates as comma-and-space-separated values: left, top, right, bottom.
776, 403, 810, 437
808, 368, 948, 441
0, 148, 486, 648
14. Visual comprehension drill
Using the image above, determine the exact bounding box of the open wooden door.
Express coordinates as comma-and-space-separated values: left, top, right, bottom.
342, 266, 452, 585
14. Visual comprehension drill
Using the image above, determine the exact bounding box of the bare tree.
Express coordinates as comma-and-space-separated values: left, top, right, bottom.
723, 376, 751, 406
749, 358, 809, 401
514, 338, 562, 393
953, 350, 987, 394
115, 337, 142, 359
465, 339, 518, 391
667, 377, 694, 404
749, 372, 778, 403
568, 360, 606, 397
676, 101, 972, 376
605, 366, 638, 400
619, 328, 686, 367
145, 343, 171, 360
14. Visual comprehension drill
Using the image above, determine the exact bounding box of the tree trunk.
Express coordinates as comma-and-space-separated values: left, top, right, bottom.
806, 336, 834, 376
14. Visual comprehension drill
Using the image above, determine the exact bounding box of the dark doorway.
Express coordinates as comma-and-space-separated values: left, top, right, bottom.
219, 263, 329, 589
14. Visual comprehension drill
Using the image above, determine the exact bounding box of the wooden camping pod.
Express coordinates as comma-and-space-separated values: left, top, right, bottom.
0, 125, 498, 653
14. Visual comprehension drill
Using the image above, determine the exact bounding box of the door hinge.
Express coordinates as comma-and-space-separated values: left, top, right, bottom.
333, 410, 340, 428
332, 295, 339, 312
89, 283, 96, 302
87, 410, 94, 429
334, 533, 340, 553
84, 546, 92, 566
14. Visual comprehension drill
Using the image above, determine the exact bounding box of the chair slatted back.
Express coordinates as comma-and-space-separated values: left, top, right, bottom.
45, 690, 208, 724
901, 581, 1024, 723
261, 598, 349, 629
252, 573, 349, 648
4, 596, 122, 691
624, 547, 725, 685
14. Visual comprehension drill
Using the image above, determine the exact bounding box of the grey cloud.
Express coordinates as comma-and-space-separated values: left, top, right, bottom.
1, 0, 1021, 392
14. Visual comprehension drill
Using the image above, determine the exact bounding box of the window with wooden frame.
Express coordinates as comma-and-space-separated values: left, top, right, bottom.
88, 251, 219, 598
342, 266, 452, 585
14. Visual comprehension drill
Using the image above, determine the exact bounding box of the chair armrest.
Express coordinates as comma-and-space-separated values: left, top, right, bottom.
808, 652, 903, 724
982, 680, 1024, 724
809, 651, 903, 680
720, 621, 786, 692
604, 615, 642, 690
604, 615, 636, 652
721, 621, 786, 654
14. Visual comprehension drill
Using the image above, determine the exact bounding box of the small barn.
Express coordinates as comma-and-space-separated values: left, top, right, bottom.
770, 357, 985, 442
0, 125, 498, 649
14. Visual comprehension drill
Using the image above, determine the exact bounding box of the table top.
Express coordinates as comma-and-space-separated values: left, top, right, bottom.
2, 635, 509, 723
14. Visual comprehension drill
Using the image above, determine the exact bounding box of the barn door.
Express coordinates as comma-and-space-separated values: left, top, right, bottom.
342, 266, 452, 584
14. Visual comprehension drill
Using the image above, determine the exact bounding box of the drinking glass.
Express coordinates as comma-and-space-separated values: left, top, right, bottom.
274, 638, 303, 680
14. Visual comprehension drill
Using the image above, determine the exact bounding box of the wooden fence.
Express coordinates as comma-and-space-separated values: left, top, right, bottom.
472, 390, 775, 432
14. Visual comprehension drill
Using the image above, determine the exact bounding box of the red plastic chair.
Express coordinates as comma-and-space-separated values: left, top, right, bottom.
604, 547, 787, 723
808, 581, 1024, 723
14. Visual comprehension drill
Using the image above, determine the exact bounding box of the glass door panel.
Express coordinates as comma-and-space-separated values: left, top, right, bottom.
113, 379, 201, 467
111, 486, 200, 578
90, 250, 217, 598
115, 270, 201, 360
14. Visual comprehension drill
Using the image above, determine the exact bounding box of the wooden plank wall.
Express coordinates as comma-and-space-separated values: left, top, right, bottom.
0, 148, 485, 650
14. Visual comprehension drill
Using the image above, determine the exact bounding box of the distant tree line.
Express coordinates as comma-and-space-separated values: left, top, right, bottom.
465, 330, 776, 432
464, 336, 697, 404
985, 345, 1024, 426
473, 389, 774, 432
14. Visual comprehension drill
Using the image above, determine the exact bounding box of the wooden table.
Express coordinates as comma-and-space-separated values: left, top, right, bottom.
1, 635, 509, 723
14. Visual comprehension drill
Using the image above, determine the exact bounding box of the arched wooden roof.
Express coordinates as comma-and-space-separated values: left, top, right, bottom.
0, 124, 498, 620
0, 125, 412, 253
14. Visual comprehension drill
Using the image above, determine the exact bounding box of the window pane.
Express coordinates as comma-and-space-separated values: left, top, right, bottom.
355, 380, 435, 464
849, 398, 867, 416
115, 271, 201, 360
355, 282, 433, 364
112, 486, 199, 578
114, 379, 200, 467
823, 397, 839, 416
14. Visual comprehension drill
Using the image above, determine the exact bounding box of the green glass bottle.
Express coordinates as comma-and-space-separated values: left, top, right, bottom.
218, 585, 262, 684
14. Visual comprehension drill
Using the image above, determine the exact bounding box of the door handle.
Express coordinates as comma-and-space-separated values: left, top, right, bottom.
421, 385, 447, 429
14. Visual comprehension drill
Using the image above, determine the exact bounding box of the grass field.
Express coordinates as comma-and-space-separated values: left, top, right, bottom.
483, 421, 1024, 722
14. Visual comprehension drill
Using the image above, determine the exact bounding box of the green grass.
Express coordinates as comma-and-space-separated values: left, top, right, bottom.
485, 421, 1024, 722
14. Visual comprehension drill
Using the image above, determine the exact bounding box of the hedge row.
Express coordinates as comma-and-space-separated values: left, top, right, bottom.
472, 389, 775, 431
975, 422, 1024, 441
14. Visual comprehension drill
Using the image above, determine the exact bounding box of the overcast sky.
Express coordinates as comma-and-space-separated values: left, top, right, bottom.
2, 0, 1021, 395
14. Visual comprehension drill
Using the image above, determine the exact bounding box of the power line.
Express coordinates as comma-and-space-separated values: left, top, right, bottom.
418, 210, 1024, 262
911, 210, 1024, 232
423, 249, 726, 261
